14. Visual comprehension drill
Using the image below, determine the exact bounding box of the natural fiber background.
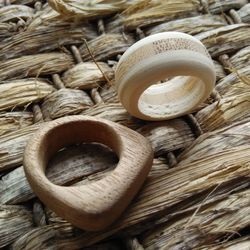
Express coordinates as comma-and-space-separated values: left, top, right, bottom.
0, 0, 250, 249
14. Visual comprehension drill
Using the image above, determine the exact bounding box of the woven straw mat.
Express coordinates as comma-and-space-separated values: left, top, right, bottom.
0, 0, 250, 249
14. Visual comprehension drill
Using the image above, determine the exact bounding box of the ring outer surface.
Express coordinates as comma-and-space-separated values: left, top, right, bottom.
115, 32, 216, 121
23, 115, 153, 231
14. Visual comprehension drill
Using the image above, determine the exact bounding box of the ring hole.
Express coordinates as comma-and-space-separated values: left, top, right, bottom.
46, 143, 118, 186
40, 119, 121, 186
138, 76, 205, 118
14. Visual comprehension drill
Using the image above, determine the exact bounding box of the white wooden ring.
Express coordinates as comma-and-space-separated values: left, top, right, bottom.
115, 32, 216, 121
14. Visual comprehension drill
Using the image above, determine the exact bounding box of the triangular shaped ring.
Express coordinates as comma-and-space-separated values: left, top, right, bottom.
23, 115, 153, 231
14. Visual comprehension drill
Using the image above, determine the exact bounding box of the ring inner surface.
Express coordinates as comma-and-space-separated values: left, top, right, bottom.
41, 120, 121, 173
138, 76, 205, 117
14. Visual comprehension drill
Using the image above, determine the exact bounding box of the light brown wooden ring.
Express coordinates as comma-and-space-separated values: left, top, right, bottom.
23, 115, 153, 231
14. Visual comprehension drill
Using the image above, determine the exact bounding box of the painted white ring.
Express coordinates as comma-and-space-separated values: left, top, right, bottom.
115, 32, 216, 121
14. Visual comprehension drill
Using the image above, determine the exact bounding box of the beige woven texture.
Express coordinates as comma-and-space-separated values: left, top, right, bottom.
0, 0, 250, 249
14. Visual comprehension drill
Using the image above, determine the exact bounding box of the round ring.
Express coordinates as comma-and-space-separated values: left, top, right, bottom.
23, 115, 153, 231
115, 32, 216, 121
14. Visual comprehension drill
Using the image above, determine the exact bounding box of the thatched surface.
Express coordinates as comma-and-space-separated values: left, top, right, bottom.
0, 124, 40, 172
41, 88, 94, 120
62, 62, 114, 90
79, 33, 135, 61
0, 0, 249, 249
0, 79, 54, 112
145, 14, 227, 36
48, 0, 129, 19
0, 111, 33, 136
0, 205, 33, 248
0, 5, 34, 23
0, 23, 96, 60
0, 53, 74, 80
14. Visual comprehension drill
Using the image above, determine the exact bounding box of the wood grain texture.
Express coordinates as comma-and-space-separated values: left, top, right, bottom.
23, 115, 153, 231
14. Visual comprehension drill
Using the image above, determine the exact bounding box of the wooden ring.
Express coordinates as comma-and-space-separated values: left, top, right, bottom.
23, 116, 153, 231
115, 32, 216, 121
